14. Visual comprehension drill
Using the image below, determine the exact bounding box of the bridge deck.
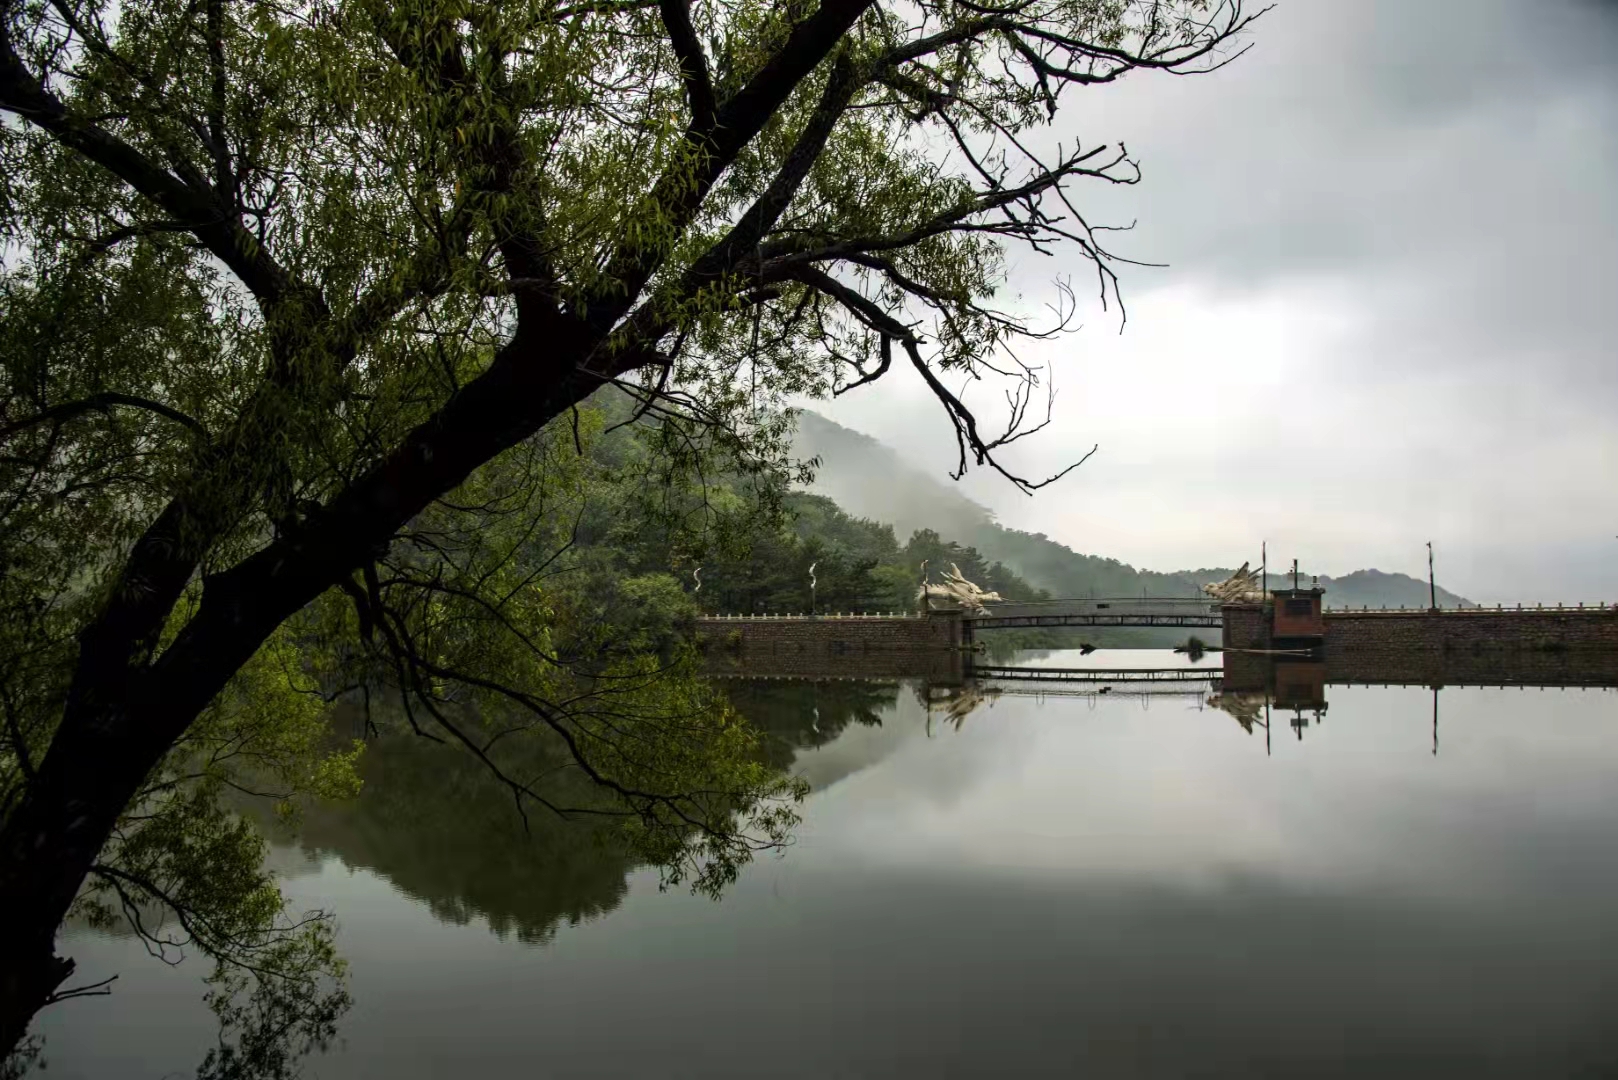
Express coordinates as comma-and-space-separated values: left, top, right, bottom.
965, 597, 1222, 631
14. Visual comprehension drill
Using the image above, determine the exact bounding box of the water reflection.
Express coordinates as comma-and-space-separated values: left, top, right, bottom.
259, 650, 1618, 947
720, 679, 898, 769
252, 737, 636, 945
38, 649, 1618, 1079
235, 681, 905, 949
929, 648, 1618, 760
919, 683, 1002, 733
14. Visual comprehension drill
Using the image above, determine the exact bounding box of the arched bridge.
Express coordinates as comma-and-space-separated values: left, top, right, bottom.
964, 597, 1223, 632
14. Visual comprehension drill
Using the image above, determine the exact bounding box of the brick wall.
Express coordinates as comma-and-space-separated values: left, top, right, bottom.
1271, 589, 1325, 640
694, 612, 964, 657
1221, 602, 1618, 662
1221, 604, 1270, 649
1323, 608, 1618, 664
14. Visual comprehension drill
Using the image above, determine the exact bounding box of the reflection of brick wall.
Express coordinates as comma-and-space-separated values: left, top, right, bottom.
694, 612, 963, 656
1334, 647, 1618, 687
1224, 645, 1618, 691
702, 649, 965, 682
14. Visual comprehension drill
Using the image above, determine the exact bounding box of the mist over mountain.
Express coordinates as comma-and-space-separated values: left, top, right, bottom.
792, 411, 1473, 610
791, 411, 993, 545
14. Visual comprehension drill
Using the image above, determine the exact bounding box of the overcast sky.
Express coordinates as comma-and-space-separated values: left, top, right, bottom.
815, 0, 1618, 603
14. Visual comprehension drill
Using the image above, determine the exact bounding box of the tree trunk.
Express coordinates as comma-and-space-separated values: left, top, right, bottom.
0, 694, 184, 1058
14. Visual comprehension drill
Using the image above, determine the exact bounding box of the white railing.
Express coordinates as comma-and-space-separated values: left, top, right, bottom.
697, 611, 922, 619
698, 602, 1618, 619
1323, 603, 1618, 614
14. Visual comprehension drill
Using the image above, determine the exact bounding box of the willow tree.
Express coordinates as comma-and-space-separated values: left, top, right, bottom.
0, 0, 1258, 1051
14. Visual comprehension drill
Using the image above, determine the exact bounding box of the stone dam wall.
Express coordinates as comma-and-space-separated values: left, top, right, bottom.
696, 606, 1616, 684
1222, 605, 1269, 650
1222, 603, 1618, 659
1323, 609, 1618, 662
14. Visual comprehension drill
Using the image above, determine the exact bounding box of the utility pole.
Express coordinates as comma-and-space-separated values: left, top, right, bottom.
1292, 558, 1299, 590
1427, 541, 1437, 612
1261, 540, 1267, 604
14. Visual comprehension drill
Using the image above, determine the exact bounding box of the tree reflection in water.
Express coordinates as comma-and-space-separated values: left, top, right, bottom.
255, 735, 636, 946
721, 680, 900, 770
249, 680, 901, 947
43, 681, 904, 1079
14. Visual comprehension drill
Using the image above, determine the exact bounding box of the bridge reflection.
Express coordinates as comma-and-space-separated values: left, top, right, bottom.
710, 646, 1618, 754
968, 664, 1222, 685
912, 650, 1618, 754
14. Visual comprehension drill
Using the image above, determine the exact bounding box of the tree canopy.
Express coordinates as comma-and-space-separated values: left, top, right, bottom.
0, 0, 1259, 1061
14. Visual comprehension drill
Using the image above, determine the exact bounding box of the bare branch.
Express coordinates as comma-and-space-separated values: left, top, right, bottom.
833, 333, 892, 397
44, 974, 117, 1005
790, 264, 1095, 492
0, 392, 210, 445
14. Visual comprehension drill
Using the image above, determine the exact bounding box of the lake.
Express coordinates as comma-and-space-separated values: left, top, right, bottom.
36, 650, 1618, 1078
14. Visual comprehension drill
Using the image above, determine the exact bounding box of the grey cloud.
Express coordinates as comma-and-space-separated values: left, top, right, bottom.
820, 0, 1618, 599
1054, 0, 1618, 385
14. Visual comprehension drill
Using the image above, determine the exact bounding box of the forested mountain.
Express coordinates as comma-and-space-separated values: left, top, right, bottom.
792, 411, 1473, 609
693, 492, 1050, 615
567, 398, 1471, 619
530, 391, 1053, 620
1300, 570, 1473, 610
791, 412, 1210, 598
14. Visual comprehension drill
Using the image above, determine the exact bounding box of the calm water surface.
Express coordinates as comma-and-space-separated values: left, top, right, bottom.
41, 650, 1618, 1078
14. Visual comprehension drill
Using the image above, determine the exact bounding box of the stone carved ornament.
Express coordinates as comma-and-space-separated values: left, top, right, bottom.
1202, 562, 1264, 604
917, 560, 1004, 616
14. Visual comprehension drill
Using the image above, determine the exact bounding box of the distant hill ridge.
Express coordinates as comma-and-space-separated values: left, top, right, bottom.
792, 411, 1473, 609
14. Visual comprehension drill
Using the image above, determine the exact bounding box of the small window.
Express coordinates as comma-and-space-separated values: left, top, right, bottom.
1284, 597, 1314, 617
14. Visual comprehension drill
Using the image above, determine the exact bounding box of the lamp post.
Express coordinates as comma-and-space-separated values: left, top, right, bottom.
1427, 541, 1437, 612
